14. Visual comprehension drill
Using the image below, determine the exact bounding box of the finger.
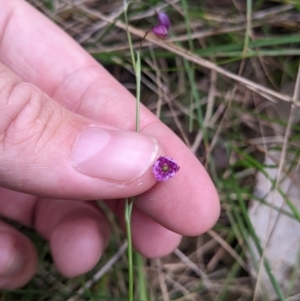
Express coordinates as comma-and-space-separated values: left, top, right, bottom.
0, 63, 162, 198
0, 0, 153, 130
35, 199, 110, 277
132, 210, 182, 258
108, 201, 182, 258
0, 1, 220, 235
0, 221, 37, 289
134, 124, 220, 236
0, 187, 37, 227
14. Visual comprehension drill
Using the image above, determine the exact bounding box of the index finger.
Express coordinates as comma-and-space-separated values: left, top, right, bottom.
0, 0, 220, 235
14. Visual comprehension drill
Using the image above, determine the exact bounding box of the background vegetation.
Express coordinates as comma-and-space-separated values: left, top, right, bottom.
2, 0, 300, 300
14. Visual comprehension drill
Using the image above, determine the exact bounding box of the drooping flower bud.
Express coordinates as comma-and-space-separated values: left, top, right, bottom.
151, 25, 168, 39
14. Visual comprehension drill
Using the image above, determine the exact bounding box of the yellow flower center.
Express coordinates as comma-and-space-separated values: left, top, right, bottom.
162, 165, 169, 172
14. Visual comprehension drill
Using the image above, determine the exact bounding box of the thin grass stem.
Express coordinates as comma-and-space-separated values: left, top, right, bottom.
124, 1, 136, 70
135, 51, 141, 132
135, 253, 148, 301
125, 197, 134, 301
123, 3, 143, 301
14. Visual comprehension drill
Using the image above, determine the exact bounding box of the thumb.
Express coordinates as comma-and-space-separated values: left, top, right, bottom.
0, 63, 162, 199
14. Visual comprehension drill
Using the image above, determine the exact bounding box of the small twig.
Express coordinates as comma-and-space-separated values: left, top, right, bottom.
208, 229, 248, 271
155, 258, 170, 301
69, 242, 127, 300
174, 248, 213, 291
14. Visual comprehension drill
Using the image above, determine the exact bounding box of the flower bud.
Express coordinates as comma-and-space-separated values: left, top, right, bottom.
151, 25, 168, 39
157, 12, 170, 29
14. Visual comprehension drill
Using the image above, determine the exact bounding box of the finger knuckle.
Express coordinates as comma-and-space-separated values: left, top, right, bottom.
0, 80, 55, 153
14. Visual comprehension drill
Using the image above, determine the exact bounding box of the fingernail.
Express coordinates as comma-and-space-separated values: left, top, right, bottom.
0, 233, 24, 279
73, 127, 159, 182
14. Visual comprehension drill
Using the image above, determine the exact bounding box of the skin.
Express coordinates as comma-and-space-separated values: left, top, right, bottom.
0, 0, 220, 289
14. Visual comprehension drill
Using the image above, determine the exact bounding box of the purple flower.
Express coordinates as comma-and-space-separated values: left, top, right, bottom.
151, 25, 168, 39
152, 156, 180, 181
157, 12, 170, 29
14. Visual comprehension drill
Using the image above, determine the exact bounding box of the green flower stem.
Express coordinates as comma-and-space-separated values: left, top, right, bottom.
135, 253, 148, 301
124, 51, 141, 301
135, 51, 141, 132
125, 197, 134, 301
124, 3, 143, 301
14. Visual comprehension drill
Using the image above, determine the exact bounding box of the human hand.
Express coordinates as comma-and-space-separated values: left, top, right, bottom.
0, 0, 220, 289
